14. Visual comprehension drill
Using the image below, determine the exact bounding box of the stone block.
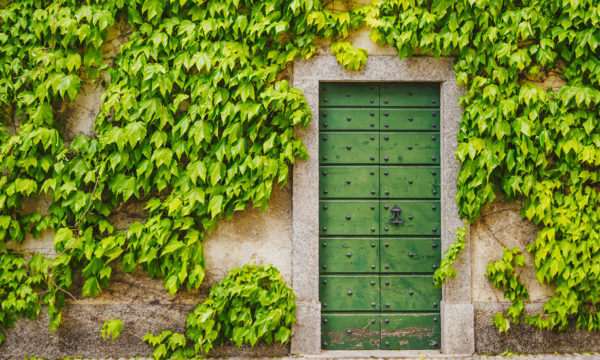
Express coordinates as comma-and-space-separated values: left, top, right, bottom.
470, 199, 553, 303
0, 303, 290, 359
291, 78, 320, 302
441, 301, 475, 355
474, 303, 600, 354
291, 299, 321, 355
293, 56, 456, 82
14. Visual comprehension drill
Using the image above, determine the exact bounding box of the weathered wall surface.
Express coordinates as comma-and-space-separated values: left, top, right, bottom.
471, 199, 600, 354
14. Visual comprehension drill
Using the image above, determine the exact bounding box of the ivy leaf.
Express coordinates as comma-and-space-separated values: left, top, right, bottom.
125, 122, 147, 148
493, 313, 510, 333
0, 216, 10, 230
82, 277, 101, 297
142, 0, 163, 20
188, 161, 207, 185
163, 241, 184, 256
274, 326, 291, 343
208, 195, 223, 219
101, 319, 123, 340
84, 46, 102, 67
66, 53, 82, 72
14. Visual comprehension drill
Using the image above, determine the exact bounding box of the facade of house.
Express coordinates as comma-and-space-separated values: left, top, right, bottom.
2, 15, 600, 360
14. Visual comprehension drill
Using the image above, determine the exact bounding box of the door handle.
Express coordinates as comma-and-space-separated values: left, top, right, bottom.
389, 205, 403, 225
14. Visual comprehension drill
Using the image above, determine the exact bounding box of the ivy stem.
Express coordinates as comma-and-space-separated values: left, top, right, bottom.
124, 329, 144, 341
74, 170, 102, 231
50, 278, 77, 302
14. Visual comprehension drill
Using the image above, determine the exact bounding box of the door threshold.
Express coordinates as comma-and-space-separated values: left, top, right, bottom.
305, 350, 471, 358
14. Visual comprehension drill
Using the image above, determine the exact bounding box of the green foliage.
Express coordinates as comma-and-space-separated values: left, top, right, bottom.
487, 247, 530, 333
433, 225, 467, 288
143, 330, 199, 360
144, 264, 295, 359
0, 0, 351, 337
0, 248, 47, 344
331, 41, 368, 71
100, 318, 123, 340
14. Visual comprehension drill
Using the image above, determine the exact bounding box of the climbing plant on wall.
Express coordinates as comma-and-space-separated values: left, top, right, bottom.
369, 0, 600, 332
0, 0, 600, 352
0, 0, 365, 345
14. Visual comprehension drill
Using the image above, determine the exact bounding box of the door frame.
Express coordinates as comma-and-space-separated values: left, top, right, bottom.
291, 56, 474, 355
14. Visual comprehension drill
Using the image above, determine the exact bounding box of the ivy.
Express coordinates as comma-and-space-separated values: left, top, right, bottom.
330, 41, 368, 71
0, 249, 47, 343
100, 318, 123, 340
371, 0, 600, 333
433, 225, 467, 288
0, 0, 356, 344
143, 264, 295, 359
487, 247, 530, 333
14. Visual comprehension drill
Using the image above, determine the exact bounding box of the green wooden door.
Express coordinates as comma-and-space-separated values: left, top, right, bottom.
319, 82, 441, 350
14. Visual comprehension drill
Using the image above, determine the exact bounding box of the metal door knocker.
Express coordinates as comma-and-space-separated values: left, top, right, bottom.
390, 205, 403, 225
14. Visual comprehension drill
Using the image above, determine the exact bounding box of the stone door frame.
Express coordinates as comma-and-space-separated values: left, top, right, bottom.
290, 56, 474, 355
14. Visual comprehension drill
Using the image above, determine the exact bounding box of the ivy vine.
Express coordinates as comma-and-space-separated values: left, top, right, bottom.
369, 0, 600, 332
487, 247, 530, 333
1, 0, 600, 352
143, 264, 295, 358
0, 0, 360, 343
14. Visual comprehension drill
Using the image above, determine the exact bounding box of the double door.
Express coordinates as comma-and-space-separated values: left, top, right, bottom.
318, 82, 442, 350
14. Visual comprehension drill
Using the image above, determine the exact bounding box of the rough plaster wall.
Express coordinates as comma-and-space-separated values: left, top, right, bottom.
471, 198, 553, 304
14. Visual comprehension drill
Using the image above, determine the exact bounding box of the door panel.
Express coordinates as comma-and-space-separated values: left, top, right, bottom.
380, 132, 440, 165
319, 83, 442, 350
320, 275, 380, 311
319, 238, 380, 273
322, 314, 380, 350
380, 275, 441, 311
320, 200, 380, 236
380, 166, 440, 199
320, 83, 379, 107
380, 109, 440, 131
380, 201, 440, 236
320, 132, 379, 164
380, 238, 441, 273
380, 313, 441, 350
379, 83, 440, 107
320, 108, 379, 131
320, 166, 379, 199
